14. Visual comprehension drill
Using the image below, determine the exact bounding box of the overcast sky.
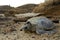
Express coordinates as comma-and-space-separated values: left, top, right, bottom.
0, 0, 45, 7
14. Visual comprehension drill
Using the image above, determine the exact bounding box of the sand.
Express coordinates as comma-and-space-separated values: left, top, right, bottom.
0, 22, 60, 40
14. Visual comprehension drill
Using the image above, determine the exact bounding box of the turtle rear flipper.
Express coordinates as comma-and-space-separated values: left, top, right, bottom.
36, 29, 57, 35
46, 29, 57, 35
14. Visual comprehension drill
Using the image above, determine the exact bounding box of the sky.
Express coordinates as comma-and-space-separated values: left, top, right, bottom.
0, 0, 45, 7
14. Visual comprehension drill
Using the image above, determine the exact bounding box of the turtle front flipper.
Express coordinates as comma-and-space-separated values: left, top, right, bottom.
36, 30, 46, 34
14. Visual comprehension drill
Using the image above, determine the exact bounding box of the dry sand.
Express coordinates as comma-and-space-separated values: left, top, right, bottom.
0, 22, 60, 40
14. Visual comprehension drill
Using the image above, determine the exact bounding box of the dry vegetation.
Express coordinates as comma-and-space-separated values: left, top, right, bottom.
33, 0, 60, 20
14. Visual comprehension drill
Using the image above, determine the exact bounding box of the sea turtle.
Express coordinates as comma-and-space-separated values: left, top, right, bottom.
20, 16, 56, 34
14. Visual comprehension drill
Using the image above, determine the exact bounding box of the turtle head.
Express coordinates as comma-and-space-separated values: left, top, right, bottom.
20, 21, 32, 31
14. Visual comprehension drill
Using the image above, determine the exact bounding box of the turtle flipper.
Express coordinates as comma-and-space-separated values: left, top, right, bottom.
46, 29, 57, 35
36, 30, 46, 34
36, 29, 57, 35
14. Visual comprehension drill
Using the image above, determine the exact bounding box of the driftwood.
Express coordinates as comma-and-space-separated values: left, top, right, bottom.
14, 13, 41, 22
